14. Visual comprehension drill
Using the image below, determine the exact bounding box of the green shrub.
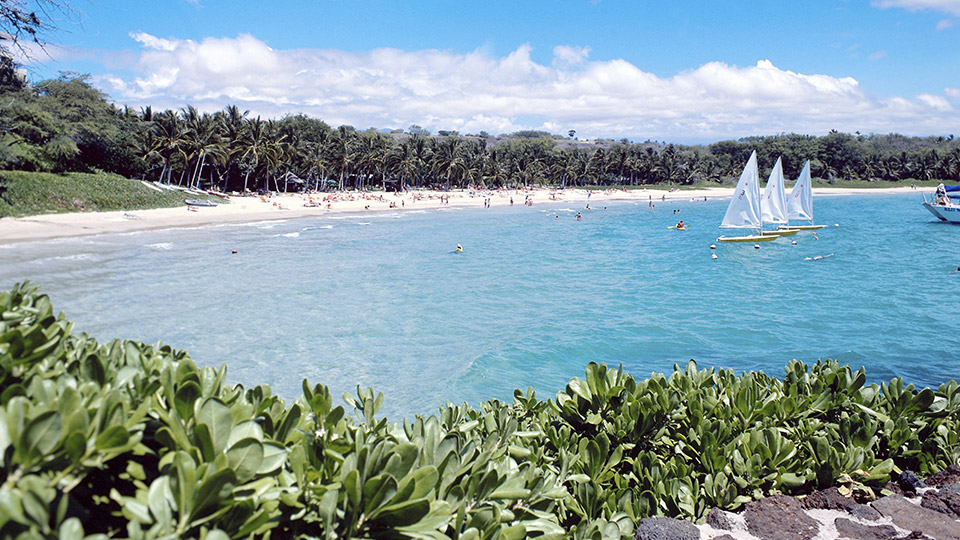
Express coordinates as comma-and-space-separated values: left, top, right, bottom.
1, 283, 958, 539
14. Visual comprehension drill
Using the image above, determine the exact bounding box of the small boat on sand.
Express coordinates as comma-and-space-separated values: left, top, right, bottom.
185, 199, 217, 207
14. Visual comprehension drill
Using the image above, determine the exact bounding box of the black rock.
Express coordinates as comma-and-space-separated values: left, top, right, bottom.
924, 464, 960, 488
941, 483, 960, 496
801, 487, 882, 521
744, 495, 819, 540
921, 491, 957, 518
633, 517, 699, 540
872, 494, 960, 539
834, 517, 899, 540
898, 470, 926, 492
705, 507, 735, 531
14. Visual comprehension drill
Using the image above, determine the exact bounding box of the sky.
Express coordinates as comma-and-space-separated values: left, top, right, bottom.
17, 0, 960, 143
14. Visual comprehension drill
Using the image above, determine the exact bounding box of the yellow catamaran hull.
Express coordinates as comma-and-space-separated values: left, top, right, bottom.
716, 234, 779, 243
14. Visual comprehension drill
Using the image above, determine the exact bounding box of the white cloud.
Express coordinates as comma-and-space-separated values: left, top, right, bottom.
917, 93, 953, 110
935, 18, 956, 29
552, 45, 591, 67
944, 87, 960, 98
85, 33, 960, 140
871, 0, 960, 16
869, 50, 887, 61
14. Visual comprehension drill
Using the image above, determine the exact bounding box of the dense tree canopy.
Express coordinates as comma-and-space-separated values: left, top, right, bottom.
2, 76, 959, 192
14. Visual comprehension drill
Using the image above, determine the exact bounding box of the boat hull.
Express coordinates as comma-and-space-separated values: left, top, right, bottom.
778, 224, 826, 231
185, 199, 217, 207
716, 234, 779, 243
923, 202, 960, 223
760, 229, 799, 236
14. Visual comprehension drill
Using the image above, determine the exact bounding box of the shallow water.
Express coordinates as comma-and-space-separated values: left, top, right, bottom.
2, 193, 958, 419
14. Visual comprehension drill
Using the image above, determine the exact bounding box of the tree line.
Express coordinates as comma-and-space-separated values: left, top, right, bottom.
2, 74, 960, 192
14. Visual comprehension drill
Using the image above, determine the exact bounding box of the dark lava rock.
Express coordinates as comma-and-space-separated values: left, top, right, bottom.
924, 464, 960, 488
744, 495, 819, 540
921, 491, 956, 517
705, 507, 735, 531
898, 471, 927, 492
872, 494, 960, 539
801, 487, 882, 521
921, 489, 960, 518
632, 517, 699, 540
834, 517, 898, 540
893, 532, 933, 540
884, 481, 905, 496
942, 484, 960, 496
712, 536, 736, 540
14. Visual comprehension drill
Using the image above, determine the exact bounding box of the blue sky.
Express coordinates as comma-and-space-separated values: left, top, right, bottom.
22, 0, 960, 142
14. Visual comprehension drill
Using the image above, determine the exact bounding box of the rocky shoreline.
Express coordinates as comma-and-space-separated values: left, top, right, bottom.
634, 465, 960, 540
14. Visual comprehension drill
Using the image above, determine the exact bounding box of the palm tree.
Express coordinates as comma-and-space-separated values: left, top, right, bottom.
330, 126, 356, 191
146, 110, 188, 185
181, 107, 223, 189
215, 105, 249, 191
432, 137, 467, 189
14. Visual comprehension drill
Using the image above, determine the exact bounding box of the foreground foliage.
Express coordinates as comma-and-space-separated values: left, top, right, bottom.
1, 283, 958, 539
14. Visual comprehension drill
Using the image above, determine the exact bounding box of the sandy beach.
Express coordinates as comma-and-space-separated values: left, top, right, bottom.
0, 185, 928, 245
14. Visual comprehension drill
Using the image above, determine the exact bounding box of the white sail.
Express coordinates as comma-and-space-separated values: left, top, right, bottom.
787, 160, 814, 222
761, 157, 788, 225
720, 151, 762, 229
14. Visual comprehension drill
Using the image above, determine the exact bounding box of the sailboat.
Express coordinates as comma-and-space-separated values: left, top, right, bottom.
779, 160, 826, 231
717, 151, 778, 243
759, 157, 798, 236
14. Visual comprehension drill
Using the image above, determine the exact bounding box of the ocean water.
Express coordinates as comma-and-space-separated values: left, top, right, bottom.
1, 193, 958, 419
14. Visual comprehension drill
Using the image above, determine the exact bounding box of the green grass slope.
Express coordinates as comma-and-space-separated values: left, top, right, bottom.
0, 171, 223, 218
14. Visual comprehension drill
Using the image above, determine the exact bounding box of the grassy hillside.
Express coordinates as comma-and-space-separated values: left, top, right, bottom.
0, 170, 223, 218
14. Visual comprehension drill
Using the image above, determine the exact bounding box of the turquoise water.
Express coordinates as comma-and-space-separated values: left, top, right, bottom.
2, 193, 958, 419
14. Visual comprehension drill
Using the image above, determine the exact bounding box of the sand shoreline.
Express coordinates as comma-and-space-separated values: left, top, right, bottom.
0, 185, 928, 245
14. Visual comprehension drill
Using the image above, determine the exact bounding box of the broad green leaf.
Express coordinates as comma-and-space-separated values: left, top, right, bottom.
21, 410, 61, 462
196, 398, 232, 455
175, 381, 202, 421
227, 420, 263, 448
226, 437, 264, 483
192, 469, 237, 519
257, 442, 287, 475
373, 498, 430, 527
95, 425, 130, 451
148, 476, 174, 529
58, 517, 84, 538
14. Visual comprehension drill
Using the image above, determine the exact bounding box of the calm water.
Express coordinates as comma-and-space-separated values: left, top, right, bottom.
2, 193, 958, 419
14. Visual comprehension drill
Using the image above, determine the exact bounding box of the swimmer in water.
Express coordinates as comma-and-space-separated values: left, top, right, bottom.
455, 244, 463, 252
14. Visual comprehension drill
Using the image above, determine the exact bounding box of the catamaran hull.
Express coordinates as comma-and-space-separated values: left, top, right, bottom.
923, 202, 960, 223
778, 224, 826, 231
716, 234, 779, 243
761, 229, 799, 236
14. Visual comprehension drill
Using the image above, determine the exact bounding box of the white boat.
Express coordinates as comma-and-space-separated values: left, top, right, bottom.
717, 151, 778, 243
779, 160, 826, 231
759, 157, 798, 237
922, 184, 960, 223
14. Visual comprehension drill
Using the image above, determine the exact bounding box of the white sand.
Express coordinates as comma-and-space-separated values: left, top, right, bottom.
0, 186, 928, 245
